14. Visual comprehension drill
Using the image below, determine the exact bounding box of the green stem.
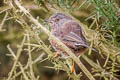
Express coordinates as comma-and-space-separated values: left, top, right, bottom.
112, 31, 118, 47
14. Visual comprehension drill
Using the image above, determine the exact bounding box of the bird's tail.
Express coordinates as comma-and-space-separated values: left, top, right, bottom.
75, 43, 97, 52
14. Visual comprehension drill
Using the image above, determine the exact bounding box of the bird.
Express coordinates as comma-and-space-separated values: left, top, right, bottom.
48, 13, 92, 73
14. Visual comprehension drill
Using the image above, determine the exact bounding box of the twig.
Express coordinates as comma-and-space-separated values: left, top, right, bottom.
7, 37, 29, 80
33, 53, 46, 63
8, 4, 79, 79
26, 30, 36, 80
0, 11, 8, 31
13, 0, 95, 80
82, 55, 119, 80
7, 36, 26, 80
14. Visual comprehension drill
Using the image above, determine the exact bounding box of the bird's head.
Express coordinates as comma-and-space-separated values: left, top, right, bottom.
48, 13, 72, 29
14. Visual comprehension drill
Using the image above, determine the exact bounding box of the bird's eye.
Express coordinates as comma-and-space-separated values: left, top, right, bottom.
55, 18, 59, 22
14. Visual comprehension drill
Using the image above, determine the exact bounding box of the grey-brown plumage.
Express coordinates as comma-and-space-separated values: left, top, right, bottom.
48, 13, 89, 56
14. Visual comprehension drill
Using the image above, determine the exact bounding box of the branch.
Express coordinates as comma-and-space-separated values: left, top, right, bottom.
13, 0, 95, 80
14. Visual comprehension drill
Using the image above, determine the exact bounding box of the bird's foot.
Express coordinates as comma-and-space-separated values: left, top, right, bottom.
54, 52, 60, 58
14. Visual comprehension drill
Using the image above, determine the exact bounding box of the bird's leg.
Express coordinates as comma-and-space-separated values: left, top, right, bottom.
71, 60, 75, 73
66, 58, 76, 74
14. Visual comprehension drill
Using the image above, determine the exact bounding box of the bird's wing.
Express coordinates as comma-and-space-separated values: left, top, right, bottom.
60, 21, 88, 48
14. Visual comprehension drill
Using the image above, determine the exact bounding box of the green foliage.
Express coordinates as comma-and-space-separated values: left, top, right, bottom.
0, 0, 120, 80
89, 0, 120, 46
35, 0, 84, 11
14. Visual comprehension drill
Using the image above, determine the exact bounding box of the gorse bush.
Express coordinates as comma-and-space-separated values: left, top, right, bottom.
0, 0, 120, 80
